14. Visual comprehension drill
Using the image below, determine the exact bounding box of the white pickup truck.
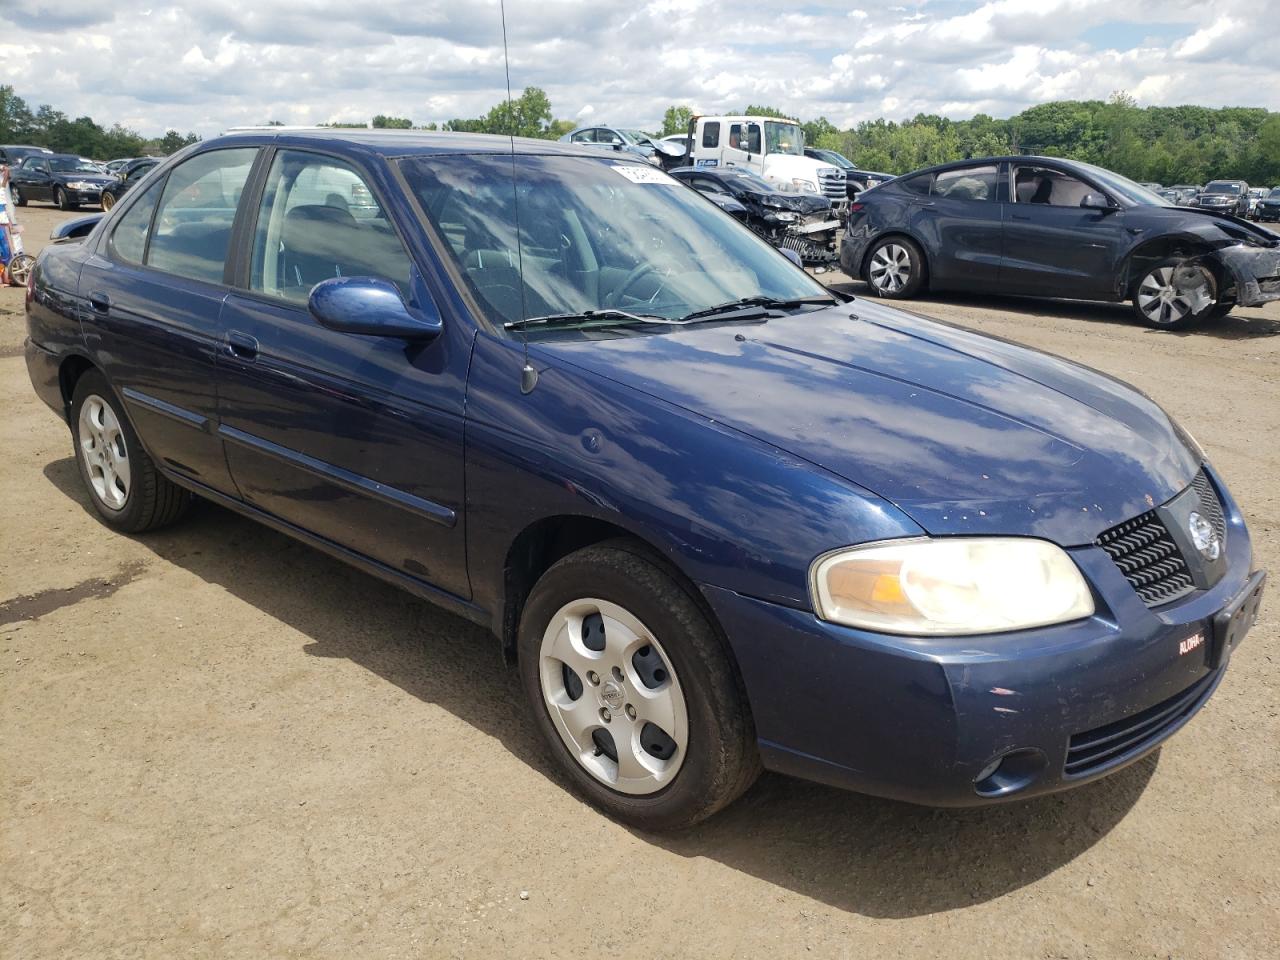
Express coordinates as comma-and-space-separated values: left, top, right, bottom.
687, 115, 847, 213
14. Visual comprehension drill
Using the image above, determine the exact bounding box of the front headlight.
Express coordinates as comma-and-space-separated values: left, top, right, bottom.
67, 180, 94, 190
792, 178, 819, 194
810, 537, 1094, 635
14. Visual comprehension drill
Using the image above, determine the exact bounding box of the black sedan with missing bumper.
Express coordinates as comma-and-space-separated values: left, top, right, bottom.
670, 166, 841, 264
841, 156, 1280, 329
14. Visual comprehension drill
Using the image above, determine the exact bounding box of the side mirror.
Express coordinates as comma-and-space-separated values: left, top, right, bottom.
51, 213, 104, 241
308, 276, 442, 340
1080, 192, 1116, 211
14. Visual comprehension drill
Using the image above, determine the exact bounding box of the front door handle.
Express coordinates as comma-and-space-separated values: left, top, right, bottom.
88, 291, 111, 313
226, 331, 259, 360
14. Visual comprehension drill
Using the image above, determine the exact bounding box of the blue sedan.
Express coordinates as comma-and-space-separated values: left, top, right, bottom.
23, 130, 1265, 828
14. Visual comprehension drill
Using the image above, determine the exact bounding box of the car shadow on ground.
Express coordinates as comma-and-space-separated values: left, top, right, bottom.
42, 455, 1155, 918
829, 281, 1280, 339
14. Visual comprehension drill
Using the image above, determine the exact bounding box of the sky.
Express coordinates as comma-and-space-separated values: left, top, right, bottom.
1, 0, 1277, 137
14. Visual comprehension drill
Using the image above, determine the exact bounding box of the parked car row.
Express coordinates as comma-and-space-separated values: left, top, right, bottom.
1, 147, 163, 211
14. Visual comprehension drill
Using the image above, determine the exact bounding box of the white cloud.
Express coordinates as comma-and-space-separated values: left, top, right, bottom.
0, 0, 1275, 140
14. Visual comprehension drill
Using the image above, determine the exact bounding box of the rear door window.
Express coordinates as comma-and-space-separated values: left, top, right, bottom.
146, 148, 257, 284
932, 165, 998, 201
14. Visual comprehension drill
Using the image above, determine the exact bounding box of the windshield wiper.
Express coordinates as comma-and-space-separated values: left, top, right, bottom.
504, 309, 679, 331
676, 295, 838, 323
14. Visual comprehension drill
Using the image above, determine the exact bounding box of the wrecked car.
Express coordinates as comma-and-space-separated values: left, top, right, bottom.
841, 156, 1280, 328
670, 165, 840, 264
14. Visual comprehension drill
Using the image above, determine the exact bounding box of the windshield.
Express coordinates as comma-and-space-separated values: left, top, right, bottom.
1072, 162, 1168, 206
1204, 181, 1241, 195
399, 154, 826, 331
49, 156, 103, 173
621, 130, 651, 144
765, 121, 804, 157
814, 149, 853, 170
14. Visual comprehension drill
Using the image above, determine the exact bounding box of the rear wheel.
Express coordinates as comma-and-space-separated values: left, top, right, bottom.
519, 541, 759, 829
71, 370, 191, 532
1131, 258, 1225, 330
865, 236, 926, 298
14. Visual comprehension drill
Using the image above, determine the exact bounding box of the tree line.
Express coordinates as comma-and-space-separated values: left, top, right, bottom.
664, 95, 1279, 187
5, 81, 1277, 185
1, 85, 200, 159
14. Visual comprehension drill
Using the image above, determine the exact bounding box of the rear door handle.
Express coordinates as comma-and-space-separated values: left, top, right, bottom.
88, 291, 111, 313
226, 331, 259, 360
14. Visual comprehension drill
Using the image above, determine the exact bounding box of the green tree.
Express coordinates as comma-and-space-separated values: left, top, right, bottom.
661, 105, 695, 137
157, 130, 201, 154
372, 114, 413, 129
741, 104, 793, 119
0, 85, 35, 142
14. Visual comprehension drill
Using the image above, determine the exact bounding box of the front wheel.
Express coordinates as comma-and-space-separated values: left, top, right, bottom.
519, 541, 759, 829
865, 236, 926, 298
100, 191, 116, 211
56, 187, 73, 211
10, 184, 26, 206
71, 370, 192, 532
1131, 259, 1225, 330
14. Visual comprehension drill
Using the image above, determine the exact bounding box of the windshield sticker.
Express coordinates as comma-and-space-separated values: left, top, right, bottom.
610, 165, 680, 185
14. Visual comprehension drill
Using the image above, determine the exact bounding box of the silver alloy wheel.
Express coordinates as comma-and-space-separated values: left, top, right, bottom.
6, 253, 34, 286
539, 598, 689, 795
868, 242, 911, 293
1136, 265, 1212, 326
77, 394, 131, 511
9, 186, 19, 205
101, 192, 115, 211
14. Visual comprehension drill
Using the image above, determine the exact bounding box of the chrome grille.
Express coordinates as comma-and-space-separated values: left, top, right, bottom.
816, 167, 846, 201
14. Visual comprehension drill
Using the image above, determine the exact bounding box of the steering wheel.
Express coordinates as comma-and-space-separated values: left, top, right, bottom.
606, 261, 659, 308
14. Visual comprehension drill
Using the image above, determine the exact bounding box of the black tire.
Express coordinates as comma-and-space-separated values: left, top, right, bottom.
1130, 257, 1225, 330
70, 370, 191, 533
57, 187, 72, 211
518, 540, 759, 829
864, 236, 926, 299
10, 184, 26, 206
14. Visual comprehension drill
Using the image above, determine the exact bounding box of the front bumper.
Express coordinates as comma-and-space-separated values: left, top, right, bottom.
62, 186, 103, 204
703, 467, 1261, 806
1218, 243, 1280, 306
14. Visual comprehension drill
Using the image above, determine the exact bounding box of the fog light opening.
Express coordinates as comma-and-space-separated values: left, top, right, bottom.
973, 748, 1048, 798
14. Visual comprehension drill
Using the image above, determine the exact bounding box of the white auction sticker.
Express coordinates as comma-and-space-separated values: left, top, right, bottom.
610, 165, 679, 185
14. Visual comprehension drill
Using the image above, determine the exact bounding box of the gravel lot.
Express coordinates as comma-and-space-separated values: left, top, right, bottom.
2, 204, 1278, 959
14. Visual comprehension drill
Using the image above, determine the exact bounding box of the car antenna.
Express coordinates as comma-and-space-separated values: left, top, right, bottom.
498, 0, 537, 394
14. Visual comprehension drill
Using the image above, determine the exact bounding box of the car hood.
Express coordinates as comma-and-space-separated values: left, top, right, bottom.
1154, 205, 1280, 244
536, 299, 1199, 546
54, 172, 113, 184
745, 190, 831, 215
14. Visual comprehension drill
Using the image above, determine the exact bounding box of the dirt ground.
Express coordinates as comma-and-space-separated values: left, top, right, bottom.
2, 203, 1278, 960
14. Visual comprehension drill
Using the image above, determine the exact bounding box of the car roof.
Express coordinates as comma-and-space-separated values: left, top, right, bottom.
207, 128, 610, 159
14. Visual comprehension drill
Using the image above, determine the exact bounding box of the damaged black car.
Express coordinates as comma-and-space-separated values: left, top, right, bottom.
841, 156, 1280, 329
670, 166, 841, 264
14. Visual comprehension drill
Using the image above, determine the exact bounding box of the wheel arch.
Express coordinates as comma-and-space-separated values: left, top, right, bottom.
58, 353, 98, 418
498, 514, 734, 673
1121, 235, 1227, 300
